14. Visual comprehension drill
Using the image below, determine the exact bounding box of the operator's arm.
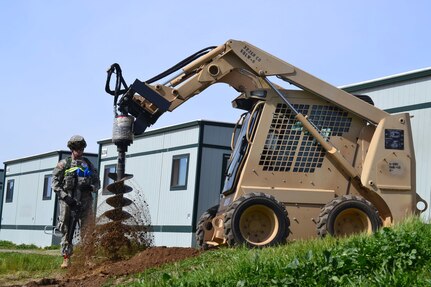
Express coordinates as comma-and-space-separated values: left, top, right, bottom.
52, 160, 69, 200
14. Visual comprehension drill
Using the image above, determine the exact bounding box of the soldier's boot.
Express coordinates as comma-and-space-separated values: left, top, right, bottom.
61, 255, 70, 269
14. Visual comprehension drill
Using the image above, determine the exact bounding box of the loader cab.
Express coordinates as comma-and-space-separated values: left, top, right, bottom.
222, 99, 264, 195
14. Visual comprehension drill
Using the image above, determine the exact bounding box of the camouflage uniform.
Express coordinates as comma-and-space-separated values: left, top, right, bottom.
52, 156, 100, 257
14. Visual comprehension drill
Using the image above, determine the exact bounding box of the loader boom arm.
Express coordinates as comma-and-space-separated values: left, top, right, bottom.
114, 39, 388, 135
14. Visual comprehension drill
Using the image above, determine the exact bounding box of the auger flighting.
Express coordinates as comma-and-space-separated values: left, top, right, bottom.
104, 64, 135, 223
103, 115, 134, 222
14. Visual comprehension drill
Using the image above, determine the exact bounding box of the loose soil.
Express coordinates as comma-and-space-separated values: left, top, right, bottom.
11, 246, 200, 287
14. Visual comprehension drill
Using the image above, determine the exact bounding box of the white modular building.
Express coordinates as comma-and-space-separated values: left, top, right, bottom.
0, 151, 98, 247
0, 169, 4, 201
342, 67, 431, 217
97, 120, 234, 247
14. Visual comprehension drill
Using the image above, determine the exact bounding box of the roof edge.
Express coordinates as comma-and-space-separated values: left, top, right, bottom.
4, 150, 98, 165
341, 67, 431, 92
98, 119, 235, 145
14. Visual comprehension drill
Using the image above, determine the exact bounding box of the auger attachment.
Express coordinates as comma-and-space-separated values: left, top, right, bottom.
103, 115, 134, 222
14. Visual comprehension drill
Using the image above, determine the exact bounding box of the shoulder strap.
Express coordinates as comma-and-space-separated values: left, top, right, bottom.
83, 157, 94, 169
65, 157, 72, 170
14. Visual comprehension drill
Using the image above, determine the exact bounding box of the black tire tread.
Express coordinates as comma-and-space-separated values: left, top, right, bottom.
224, 192, 289, 247
196, 205, 219, 249
316, 195, 382, 237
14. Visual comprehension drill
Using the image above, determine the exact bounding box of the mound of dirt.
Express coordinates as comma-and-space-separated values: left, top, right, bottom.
19, 247, 200, 287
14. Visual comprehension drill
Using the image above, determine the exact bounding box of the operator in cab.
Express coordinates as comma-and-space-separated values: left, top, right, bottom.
52, 135, 100, 268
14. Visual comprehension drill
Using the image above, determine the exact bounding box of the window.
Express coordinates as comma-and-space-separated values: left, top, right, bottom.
102, 164, 116, 195
170, 154, 189, 190
220, 154, 231, 193
5, 179, 14, 203
43, 175, 53, 200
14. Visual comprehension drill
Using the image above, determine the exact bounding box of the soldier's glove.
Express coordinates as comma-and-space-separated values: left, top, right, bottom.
63, 196, 78, 208
80, 184, 93, 193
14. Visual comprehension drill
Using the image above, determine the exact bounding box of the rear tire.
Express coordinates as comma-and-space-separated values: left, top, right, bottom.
196, 205, 219, 250
317, 195, 382, 237
224, 192, 290, 247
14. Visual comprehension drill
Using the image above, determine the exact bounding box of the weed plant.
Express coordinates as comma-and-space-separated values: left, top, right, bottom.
131, 217, 431, 287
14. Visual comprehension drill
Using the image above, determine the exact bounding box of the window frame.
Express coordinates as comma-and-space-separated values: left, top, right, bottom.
102, 164, 117, 195
220, 153, 231, 193
42, 174, 53, 200
5, 179, 14, 203
170, 154, 190, 191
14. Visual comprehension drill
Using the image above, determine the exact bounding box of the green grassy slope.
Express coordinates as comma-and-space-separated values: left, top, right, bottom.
130, 217, 431, 287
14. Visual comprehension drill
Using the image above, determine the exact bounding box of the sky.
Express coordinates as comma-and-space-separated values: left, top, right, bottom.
1, 0, 430, 165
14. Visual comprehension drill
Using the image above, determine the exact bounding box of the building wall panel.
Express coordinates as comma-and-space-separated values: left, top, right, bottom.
153, 232, 192, 247
196, 148, 231, 218
203, 125, 235, 146
356, 76, 431, 110
161, 127, 199, 150
155, 148, 197, 226
0, 229, 52, 247
1, 175, 20, 224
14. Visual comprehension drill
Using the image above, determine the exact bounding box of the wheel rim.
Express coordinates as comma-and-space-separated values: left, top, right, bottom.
333, 208, 372, 236
239, 204, 279, 245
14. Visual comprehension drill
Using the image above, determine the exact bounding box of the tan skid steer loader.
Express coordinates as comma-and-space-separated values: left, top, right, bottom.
105, 39, 427, 248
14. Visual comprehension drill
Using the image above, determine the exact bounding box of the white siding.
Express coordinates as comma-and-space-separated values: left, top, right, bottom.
2, 175, 20, 224
0, 230, 53, 247
356, 77, 431, 110
152, 232, 192, 247
409, 109, 431, 208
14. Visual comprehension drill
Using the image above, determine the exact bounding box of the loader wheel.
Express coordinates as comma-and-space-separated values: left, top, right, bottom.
224, 193, 289, 247
196, 205, 219, 250
317, 195, 382, 237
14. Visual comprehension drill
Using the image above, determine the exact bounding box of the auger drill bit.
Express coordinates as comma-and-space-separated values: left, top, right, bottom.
103, 115, 134, 222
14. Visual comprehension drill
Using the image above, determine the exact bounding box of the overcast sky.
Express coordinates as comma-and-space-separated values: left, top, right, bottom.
1, 1, 430, 165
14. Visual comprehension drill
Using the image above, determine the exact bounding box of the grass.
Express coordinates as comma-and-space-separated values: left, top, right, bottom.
0, 240, 59, 250
127, 217, 431, 287
0, 241, 62, 285
0, 252, 63, 286
1, 218, 431, 286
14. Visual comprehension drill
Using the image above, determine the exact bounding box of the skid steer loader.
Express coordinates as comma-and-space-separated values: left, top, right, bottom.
105, 39, 427, 248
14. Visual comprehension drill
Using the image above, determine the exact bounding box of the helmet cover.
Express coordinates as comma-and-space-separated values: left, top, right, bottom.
67, 135, 87, 150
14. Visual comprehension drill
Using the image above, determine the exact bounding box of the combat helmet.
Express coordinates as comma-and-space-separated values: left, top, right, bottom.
67, 135, 87, 150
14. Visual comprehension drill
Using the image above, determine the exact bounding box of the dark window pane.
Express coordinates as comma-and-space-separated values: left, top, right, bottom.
170, 154, 189, 190
43, 175, 52, 200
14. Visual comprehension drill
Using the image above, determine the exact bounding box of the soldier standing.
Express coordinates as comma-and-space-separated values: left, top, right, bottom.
52, 135, 100, 268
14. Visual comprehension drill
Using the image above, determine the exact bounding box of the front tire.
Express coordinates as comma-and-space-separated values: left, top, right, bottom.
196, 205, 219, 250
317, 195, 382, 237
224, 192, 290, 247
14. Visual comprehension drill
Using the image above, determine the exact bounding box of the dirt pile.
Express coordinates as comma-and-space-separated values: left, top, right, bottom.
68, 185, 155, 271
21, 247, 200, 287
